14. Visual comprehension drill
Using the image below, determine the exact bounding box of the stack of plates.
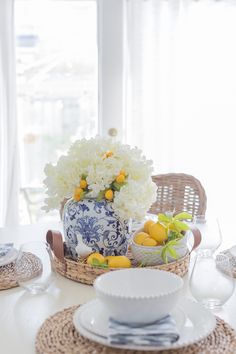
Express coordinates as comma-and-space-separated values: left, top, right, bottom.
73, 298, 216, 351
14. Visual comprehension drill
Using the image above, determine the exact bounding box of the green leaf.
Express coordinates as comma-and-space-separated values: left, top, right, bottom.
168, 230, 180, 241
161, 247, 168, 263
97, 191, 105, 201
81, 174, 87, 180
80, 191, 87, 200
166, 246, 179, 259
91, 259, 100, 266
158, 213, 172, 223
166, 239, 181, 247
174, 212, 192, 220
112, 181, 126, 191
91, 259, 108, 268
173, 220, 190, 231
170, 230, 183, 239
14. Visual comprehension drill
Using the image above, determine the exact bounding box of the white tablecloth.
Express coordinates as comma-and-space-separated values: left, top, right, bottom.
0, 220, 236, 354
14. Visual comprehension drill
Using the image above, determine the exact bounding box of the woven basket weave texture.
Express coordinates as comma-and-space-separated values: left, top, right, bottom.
53, 251, 190, 285
35, 305, 236, 354
150, 173, 207, 217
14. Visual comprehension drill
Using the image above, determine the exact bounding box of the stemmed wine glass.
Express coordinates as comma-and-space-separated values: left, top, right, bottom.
193, 215, 222, 253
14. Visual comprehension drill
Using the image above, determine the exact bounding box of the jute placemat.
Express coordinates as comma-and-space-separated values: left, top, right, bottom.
35, 305, 236, 354
0, 252, 42, 291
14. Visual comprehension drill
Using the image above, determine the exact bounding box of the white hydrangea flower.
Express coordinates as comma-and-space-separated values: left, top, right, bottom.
43, 137, 157, 220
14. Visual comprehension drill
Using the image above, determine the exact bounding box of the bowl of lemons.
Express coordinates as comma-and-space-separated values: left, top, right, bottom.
131, 212, 192, 266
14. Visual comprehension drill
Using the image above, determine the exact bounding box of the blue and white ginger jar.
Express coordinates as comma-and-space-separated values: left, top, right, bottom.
63, 198, 130, 259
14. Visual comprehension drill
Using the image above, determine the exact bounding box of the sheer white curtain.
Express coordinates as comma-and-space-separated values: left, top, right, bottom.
125, 0, 236, 216
0, 0, 19, 227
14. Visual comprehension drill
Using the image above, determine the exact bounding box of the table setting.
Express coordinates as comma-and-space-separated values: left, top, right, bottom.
35, 268, 236, 354
1, 137, 236, 353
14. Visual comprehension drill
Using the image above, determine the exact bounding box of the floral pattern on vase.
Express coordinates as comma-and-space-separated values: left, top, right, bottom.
63, 198, 130, 259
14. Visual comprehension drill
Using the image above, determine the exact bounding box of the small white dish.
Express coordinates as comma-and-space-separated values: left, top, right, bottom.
0, 248, 18, 267
73, 297, 216, 351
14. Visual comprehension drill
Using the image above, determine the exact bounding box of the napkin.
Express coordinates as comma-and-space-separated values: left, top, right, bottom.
0, 243, 14, 258
108, 315, 179, 347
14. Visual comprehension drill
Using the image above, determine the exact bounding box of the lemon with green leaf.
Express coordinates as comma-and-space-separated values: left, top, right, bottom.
87, 253, 105, 266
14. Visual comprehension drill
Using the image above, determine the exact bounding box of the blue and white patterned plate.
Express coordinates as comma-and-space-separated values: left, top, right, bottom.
0, 244, 18, 267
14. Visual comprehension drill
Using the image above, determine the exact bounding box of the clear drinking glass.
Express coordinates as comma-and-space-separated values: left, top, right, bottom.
15, 241, 55, 294
189, 250, 235, 310
193, 215, 222, 252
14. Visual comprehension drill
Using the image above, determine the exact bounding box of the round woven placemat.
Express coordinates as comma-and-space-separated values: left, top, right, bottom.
35, 305, 236, 354
0, 252, 42, 290
53, 252, 190, 286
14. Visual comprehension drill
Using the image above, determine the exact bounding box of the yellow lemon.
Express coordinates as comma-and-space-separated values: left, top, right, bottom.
116, 174, 125, 183
73, 187, 83, 201
120, 169, 126, 176
103, 150, 113, 159
106, 151, 113, 158
149, 222, 168, 243
74, 194, 80, 202
87, 253, 105, 265
106, 256, 131, 268
105, 189, 114, 200
134, 232, 150, 245
80, 179, 87, 189
143, 220, 155, 234
142, 237, 157, 246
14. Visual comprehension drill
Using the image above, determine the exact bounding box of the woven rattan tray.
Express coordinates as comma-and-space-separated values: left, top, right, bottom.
53, 251, 190, 285
35, 305, 236, 354
46, 226, 201, 285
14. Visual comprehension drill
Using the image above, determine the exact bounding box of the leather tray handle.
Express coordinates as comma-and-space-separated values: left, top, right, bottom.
188, 223, 202, 253
46, 230, 65, 262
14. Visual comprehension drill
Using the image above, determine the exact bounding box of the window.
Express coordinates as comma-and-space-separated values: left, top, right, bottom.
125, 0, 236, 218
13, 0, 236, 225
15, 0, 98, 223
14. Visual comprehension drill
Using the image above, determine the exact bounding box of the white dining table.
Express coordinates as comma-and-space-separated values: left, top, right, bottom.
0, 220, 236, 354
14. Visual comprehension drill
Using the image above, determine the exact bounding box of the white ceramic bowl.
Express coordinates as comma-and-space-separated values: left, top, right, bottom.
94, 268, 183, 324
131, 228, 188, 266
